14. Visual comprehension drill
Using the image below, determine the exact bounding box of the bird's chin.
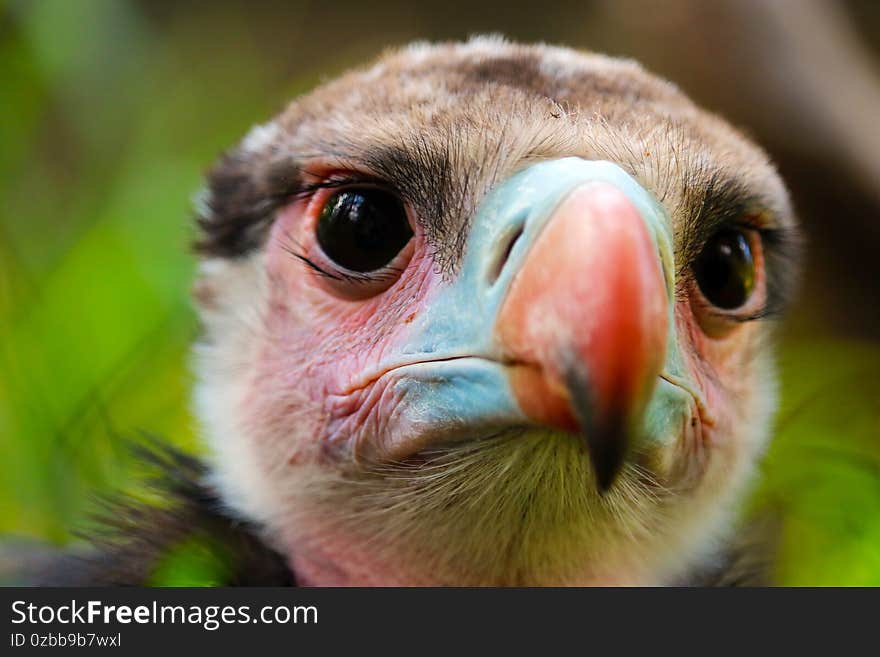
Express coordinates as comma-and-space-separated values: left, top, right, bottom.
277, 429, 700, 586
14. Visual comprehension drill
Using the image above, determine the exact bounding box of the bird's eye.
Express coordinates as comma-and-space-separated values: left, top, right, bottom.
693, 229, 756, 309
316, 188, 413, 273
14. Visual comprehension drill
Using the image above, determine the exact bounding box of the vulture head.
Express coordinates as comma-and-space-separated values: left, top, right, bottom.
192, 37, 799, 586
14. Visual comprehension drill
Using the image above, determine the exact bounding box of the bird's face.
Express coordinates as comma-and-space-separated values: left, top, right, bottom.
193, 39, 799, 585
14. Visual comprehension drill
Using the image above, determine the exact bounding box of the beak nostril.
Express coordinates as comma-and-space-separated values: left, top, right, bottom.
489, 224, 525, 286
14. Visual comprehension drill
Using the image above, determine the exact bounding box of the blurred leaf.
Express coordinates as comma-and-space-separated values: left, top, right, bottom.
750, 340, 880, 585
147, 537, 233, 587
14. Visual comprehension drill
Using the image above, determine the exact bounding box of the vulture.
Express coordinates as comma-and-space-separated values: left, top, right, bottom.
15, 37, 801, 586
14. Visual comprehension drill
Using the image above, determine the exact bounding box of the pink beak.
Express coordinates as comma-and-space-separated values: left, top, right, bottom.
496, 183, 669, 490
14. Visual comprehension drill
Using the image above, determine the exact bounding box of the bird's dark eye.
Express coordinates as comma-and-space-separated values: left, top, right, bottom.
316, 188, 413, 273
693, 229, 756, 309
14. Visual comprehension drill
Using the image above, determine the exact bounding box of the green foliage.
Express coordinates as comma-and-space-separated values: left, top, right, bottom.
1, 0, 878, 584
756, 341, 880, 585
147, 537, 234, 587
0, 0, 284, 540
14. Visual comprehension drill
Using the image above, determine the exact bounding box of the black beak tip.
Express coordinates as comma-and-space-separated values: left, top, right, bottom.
565, 364, 630, 493
585, 429, 628, 494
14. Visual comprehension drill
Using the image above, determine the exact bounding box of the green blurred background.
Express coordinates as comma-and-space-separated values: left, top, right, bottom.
2, 0, 879, 585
